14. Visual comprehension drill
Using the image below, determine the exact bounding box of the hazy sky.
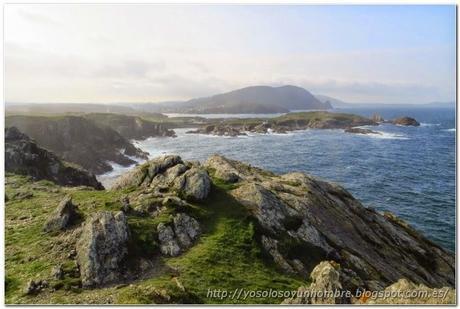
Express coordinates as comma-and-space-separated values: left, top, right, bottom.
5, 5, 456, 104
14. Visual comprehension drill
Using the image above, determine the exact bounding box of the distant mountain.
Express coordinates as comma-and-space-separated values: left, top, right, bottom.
314, 94, 350, 108
130, 85, 332, 114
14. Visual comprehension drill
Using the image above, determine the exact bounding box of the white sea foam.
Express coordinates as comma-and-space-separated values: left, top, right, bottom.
420, 123, 440, 127
444, 128, 456, 132
97, 161, 137, 188
364, 131, 409, 140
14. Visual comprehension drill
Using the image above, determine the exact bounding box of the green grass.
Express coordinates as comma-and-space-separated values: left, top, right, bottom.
5, 174, 306, 304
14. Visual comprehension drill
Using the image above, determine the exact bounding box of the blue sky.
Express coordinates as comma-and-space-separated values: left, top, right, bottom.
5, 4, 456, 104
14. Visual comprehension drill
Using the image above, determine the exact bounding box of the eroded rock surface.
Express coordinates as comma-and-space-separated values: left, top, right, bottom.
204, 154, 455, 290
5, 127, 104, 189
282, 261, 345, 304
43, 195, 79, 233
76, 211, 130, 287
157, 213, 201, 257
111, 155, 211, 201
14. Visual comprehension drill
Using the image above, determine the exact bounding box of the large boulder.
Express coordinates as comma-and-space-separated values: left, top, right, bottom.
206, 155, 455, 291
174, 168, 211, 201
43, 195, 79, 233
76, 211, 129, 287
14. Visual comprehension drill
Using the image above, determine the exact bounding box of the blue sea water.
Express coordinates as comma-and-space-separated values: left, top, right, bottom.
100, 107, 456, 251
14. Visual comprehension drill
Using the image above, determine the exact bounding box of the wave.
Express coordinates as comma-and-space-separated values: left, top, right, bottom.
364, 131, 409, 140
420, 123, 441, 127
444, 128, 456, 132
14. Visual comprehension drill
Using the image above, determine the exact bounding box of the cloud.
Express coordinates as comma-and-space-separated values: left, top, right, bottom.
17, 8, 61, 26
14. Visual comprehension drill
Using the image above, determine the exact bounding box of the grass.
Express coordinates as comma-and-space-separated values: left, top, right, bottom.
5, 174, 307, 304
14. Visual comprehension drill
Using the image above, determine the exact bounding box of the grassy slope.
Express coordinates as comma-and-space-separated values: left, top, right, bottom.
5, 174, 305, 304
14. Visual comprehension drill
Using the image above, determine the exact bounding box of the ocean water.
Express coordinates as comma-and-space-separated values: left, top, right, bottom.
99, 107, 456, 251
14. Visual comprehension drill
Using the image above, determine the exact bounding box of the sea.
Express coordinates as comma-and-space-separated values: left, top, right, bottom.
98, 106, 456, 251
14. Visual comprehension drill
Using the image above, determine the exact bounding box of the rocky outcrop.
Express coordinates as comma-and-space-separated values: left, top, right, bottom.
5, 127, 104, 189
188, 111, 377, 136
24, 280, 48, 295
392, 116, 420, 126
344, 127, 381, 135
204, 154, 455, 291
76, 211, 130, 287
282, 261, 345, 304
111, 155, 211, 201
187, 125, 247, 137
5, 116, 149, 174
283, 261, 455, 305
43, 195, 80, 233
157, 213, 201, 256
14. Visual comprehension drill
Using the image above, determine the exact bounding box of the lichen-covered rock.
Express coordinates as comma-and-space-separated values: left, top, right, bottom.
157, 223, 181, 257
282, 261, 344, 304
261, 236, 295, 274
76, 211, 129, 287
112, 155, 211, 201
43, 195, 79, 233
157, 213, 201, 256
24, 280, 48, 295
174, 168, 211, 201
173, 213, 201, 248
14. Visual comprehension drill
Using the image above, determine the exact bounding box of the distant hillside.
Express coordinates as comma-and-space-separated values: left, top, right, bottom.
5, 115, 148, 174
130, 85, 332, 114
314, 94, 350, 108
83, 113, 176, 140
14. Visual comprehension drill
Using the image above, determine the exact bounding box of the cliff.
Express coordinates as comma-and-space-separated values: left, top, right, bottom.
5, 115, 149, 174
5, 127, 103, 189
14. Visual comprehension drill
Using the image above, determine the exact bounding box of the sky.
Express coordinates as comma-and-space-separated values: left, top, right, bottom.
4, 5, 456, 104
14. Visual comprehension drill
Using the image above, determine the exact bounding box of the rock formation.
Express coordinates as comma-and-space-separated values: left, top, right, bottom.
5, 127, 104, 189
43, 195, 80, 233
204, 154, 454, 290
344, 127, 381, 135
76, 211, 130, 287
111, 155, 211, 201
157, 213, 201, 257
5, 116, 149, 174
392, 116, 420, 126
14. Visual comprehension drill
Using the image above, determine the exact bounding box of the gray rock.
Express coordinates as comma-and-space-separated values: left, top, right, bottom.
76, 211, 129, 287
157, 213, 201, 256
174, 168, 211, 201
173, 213, 201, 248
43, 195, 79, 233
24, 279, 48, 295
51, 265, 64, 280
157, 223, 181, 257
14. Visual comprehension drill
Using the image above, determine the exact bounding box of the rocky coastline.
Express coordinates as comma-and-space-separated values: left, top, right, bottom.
5, 153, 454, 304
